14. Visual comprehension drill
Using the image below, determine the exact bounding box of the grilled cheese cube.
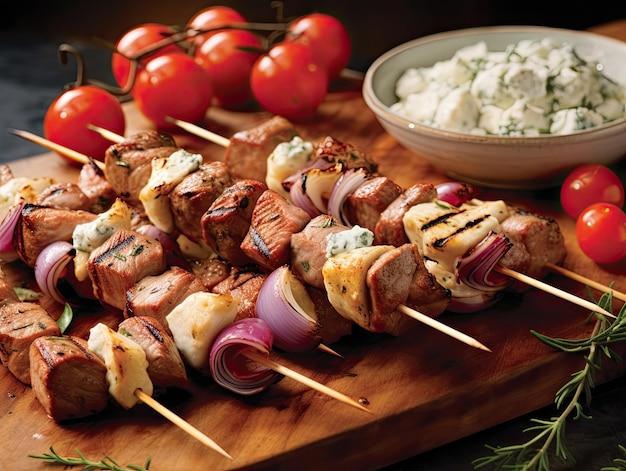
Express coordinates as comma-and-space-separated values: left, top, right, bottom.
88, 323, 153, 409
265, 136, 312, 198
322, 245, 392, 327
0, 177, 55, 220
139, 149, 202, 233
403, 199, 508, 272
166, 291, 239, 373
72, 198, 132, 281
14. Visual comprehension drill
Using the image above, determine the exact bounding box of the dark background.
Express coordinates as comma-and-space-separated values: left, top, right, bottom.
1, 2, 626, 470
2, 1, 625, 161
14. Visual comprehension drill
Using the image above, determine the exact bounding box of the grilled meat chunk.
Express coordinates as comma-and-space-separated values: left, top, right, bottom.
104, 131, 179, 204
212, 265, 268, 321
374, 183, 437, 246
313, 136, 377, 173
77, 159, 117, 213
344, 176, 403, 231
499, 207, 567, 279
125, 266, 206, 331
35, 182, 91, 211
29, 335, 108, 421
0, 274, 19, 306
14, 204, 97, 267
87, 229, 166, 311
188, 258, 230, 291
118, 316, 188, 388
0, 302, 61, 384
290, 214, 349, 289
201, 179, 267, 266
170, 161, 234, 243
367, 244, 422, 335
305, 285, 353, 344
241, 189, 311, 271
224, 115, 298, 182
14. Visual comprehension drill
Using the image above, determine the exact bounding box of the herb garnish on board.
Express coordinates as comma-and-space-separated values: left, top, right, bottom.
473, 290, 626, 471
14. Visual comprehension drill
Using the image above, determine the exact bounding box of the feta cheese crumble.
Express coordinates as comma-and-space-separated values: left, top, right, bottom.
391, 38, 626, 136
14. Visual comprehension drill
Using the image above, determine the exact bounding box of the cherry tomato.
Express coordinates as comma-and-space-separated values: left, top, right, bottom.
186, 6, 246, 46
112, 23, 184, 92
133, 52, 214, 128
284, 13, 351, 79
560, 164, 625, 219
575, 202, 626, 264
44, 85, 125, 165
194, 29, 262, 108
250, 42, 328, 120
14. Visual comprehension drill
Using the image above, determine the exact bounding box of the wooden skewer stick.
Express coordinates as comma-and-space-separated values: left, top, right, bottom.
134, 389, 232, 459
495, 265, 615, 318
86, 123, 125, 144
545, 262, 626, 303
8, 128, 106, 171
241, 349, 372, 414
397, 304, 491, 352
165, 116, 230, 148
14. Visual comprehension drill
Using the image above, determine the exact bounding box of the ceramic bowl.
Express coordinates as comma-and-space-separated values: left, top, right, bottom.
363, 26, 626, 189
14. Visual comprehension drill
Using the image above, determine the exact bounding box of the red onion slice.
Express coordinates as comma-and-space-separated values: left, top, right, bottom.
300, 164, 344, 214
0, 201, 23, 263
456, 232, 512, 291
256, 266, 321, 352
289, 174, 322, 217
436, 182, 476, 206
209, 318, 282, 395
327, 168, 369, 226
34, 241, 76, 305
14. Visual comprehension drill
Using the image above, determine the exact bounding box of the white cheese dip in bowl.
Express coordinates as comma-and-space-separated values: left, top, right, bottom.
363, 26, 626, 189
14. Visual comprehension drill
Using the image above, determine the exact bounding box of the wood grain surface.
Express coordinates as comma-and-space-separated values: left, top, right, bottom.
1, 20, 626, 471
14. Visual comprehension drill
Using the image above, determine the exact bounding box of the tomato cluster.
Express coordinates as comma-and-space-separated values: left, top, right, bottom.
43, 6, 351, 163
560, 164, 626, 264
113, 6, 350, 123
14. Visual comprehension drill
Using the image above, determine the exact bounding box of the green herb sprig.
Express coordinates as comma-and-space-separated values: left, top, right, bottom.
472, 291, 625, 471
29, 446, 151, 471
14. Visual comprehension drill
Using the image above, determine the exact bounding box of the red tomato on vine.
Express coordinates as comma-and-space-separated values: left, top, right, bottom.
112, 23, 185, 92
250, 42, 328, 120
194, 29, 263, 108
186, 6, 247, 46
44, 85, 125, 165
133, 52, 214, 128
284, 13, 351, 79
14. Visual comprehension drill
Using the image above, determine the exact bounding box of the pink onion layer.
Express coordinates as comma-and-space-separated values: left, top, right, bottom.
256, 266, 321, 352
456, 232, 512, 291
34, 241, 76, 305
209, 318, 282, 395
0, 201, 24, 262
327, 168, 369, 226
436, 182, 476, 206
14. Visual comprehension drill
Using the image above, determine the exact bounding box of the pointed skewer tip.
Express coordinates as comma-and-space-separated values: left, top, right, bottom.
134, 389, 233, 459
242, 349, 372, 414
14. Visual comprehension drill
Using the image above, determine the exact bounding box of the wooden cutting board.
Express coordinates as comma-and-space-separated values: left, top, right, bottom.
2, 20, 626, 471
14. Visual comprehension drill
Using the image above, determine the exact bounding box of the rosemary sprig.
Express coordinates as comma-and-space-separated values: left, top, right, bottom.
601, 445, 626, 471
472, 291, 625, 471
28, 446, 151, 471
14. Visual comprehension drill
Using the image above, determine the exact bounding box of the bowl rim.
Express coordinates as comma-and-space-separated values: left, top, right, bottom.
363, 25, 626, 144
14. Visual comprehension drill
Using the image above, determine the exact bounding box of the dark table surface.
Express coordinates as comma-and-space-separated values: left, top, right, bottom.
2, 26, 626, 471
